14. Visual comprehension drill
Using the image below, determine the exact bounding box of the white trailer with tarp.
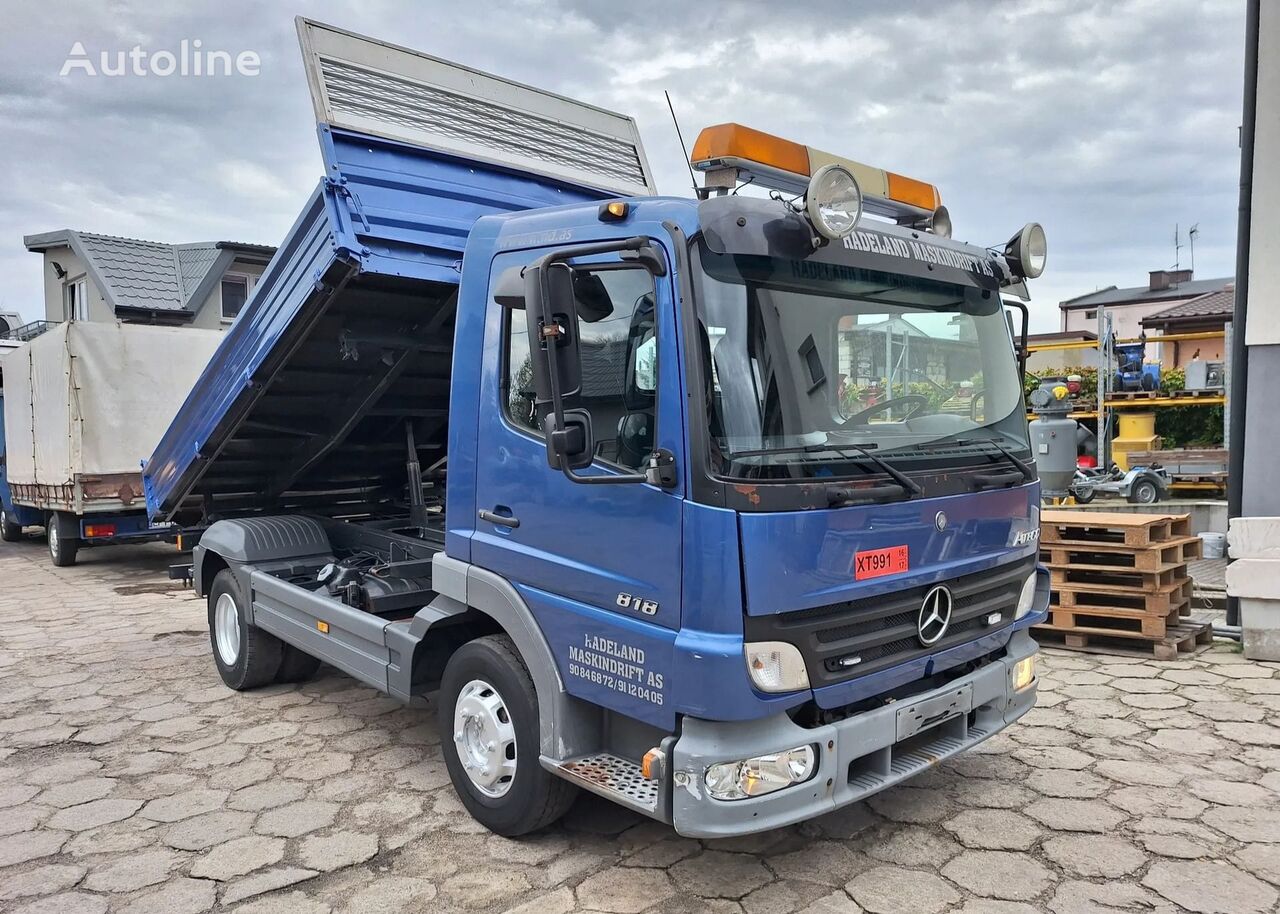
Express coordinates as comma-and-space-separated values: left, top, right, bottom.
0, 321, 222, 565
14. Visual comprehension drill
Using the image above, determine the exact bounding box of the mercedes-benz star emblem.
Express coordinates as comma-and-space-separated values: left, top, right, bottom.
917, 585, 953, 646
934, 511, 947, 532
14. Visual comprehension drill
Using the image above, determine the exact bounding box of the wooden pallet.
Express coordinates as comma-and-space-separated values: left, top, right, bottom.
1107, 389, 1222, 401
1040, 535, 1201, 570
1040, 510, 1192, 548
1109, 390, 1162, 400
1039, 604, 1183, 638
1035, 618, 1214, 660
1049, 586, 1187, 617
1049, 564, 1184, 590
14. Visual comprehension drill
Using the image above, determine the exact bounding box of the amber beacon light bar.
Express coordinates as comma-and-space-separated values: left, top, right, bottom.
689, 123, 950, 236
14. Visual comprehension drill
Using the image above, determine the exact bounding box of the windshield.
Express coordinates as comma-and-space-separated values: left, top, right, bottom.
695, 244, 1029, 480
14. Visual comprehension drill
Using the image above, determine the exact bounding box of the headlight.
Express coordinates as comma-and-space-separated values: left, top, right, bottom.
805, 164, 863, 240
1012, 656, 1036, 692
1015, 571, 1038, 620
705, 745, 817, 800
745, 641, 810, 692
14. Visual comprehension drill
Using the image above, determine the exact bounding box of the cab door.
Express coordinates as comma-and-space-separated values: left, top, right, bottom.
471, 242, 684, 634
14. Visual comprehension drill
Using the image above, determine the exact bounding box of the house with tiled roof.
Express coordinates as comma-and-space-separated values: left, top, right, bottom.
1141, 283, 1234, 367
1059, 268, 1232, 368
23, 230, 276, 331
1060, 269, 1230, 334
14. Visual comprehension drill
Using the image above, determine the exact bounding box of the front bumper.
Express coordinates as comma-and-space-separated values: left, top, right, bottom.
669, 628, 1040, 837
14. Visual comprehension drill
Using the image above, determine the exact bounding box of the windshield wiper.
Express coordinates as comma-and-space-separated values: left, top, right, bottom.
942, 432, 1039, 483
826, 441, 924, 495
953, 437, 1036, 485
722, 441, 923, 503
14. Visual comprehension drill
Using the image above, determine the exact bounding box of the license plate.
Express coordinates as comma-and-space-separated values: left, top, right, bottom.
895, 684, 973, 741
854, 545, 909, 580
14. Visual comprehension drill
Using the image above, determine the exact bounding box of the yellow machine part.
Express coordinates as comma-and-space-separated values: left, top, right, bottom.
1111, 411, 1160, 471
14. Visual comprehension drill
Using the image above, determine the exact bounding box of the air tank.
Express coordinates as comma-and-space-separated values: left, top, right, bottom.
1027, 377, 1078, 498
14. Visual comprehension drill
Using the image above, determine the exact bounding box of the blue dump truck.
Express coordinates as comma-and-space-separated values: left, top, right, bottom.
144, 19, 1050, 837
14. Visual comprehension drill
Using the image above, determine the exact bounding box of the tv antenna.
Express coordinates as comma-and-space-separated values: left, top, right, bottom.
1188, 223, 1199, 273
1173, 223, 1182, 271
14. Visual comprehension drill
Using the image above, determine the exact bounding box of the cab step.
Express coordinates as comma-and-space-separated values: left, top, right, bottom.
551, 753, 659, 814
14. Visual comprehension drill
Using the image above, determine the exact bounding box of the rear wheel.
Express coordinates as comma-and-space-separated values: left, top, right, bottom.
1, 508, 21, 542
209, 569, 281, 690
1128, 478, 1160, 505
47, 514, 80, 567
438, 634, 577, 836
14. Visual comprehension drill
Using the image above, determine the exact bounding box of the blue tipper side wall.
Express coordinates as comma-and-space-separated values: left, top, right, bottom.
144, 126, 609, 520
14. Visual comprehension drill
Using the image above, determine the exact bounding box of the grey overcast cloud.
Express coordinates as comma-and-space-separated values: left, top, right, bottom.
0, 0, 1245, 330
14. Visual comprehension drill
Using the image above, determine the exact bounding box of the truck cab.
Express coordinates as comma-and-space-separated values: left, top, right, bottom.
145, 19, 1049, 838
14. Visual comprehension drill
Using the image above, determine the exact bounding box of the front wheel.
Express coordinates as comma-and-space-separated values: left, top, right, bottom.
1, 508, 22, 542
47, 515, 80, 567
437, 635, 577, 836
208, 569, 282, 690
276, 644, 322, 683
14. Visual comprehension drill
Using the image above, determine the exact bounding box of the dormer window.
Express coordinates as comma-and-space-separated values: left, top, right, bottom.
221, 274, 251, 321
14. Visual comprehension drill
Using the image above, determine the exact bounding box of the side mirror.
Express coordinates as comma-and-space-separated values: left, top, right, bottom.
1004, 298, 1030, 383
519, 236, 671, 487
523, 262, 583, 408
543, 408, 594, 470
493, 265, 527, 309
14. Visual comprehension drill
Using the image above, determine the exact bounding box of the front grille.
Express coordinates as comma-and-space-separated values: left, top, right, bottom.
745, 558, 1035, 687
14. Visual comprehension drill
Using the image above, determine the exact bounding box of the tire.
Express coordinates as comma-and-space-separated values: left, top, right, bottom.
47, 514, 80, 567
276, 644, 322, 683
208, 569, 282, 690
1141, 373, 1156, 391
0, 508, 21, 542
438, 634, 577, 836
1072, 488, 1096, 505
1128, 479, 1160, 505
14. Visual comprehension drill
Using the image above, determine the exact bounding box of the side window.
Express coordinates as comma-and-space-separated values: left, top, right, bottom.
504, 266, 658, 470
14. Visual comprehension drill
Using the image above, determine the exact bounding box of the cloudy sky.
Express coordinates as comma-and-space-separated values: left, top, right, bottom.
0, 0, 1246, 330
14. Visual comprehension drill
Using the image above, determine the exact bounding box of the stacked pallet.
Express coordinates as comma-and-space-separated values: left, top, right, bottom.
1035, 510, 1212, 659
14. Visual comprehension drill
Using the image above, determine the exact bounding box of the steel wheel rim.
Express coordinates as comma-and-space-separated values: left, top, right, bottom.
214, 592, 241, 666
452, 678, 517, 798
48, 524, 58, 556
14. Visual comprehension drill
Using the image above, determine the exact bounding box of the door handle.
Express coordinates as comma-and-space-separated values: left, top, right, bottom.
479, 508, 520, 529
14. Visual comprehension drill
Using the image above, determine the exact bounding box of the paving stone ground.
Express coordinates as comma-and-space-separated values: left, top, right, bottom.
1, 538, 1279, 913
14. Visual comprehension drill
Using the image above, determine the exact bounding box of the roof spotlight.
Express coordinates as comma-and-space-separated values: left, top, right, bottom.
1004, 222, 1047, 279
805, 164, 863, 241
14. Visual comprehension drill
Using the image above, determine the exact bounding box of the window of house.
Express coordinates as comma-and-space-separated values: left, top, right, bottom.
1084, 309, 1097, 320
221, 275, 251, 321
64, 278, 88, 321
504, 266, 657, 470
